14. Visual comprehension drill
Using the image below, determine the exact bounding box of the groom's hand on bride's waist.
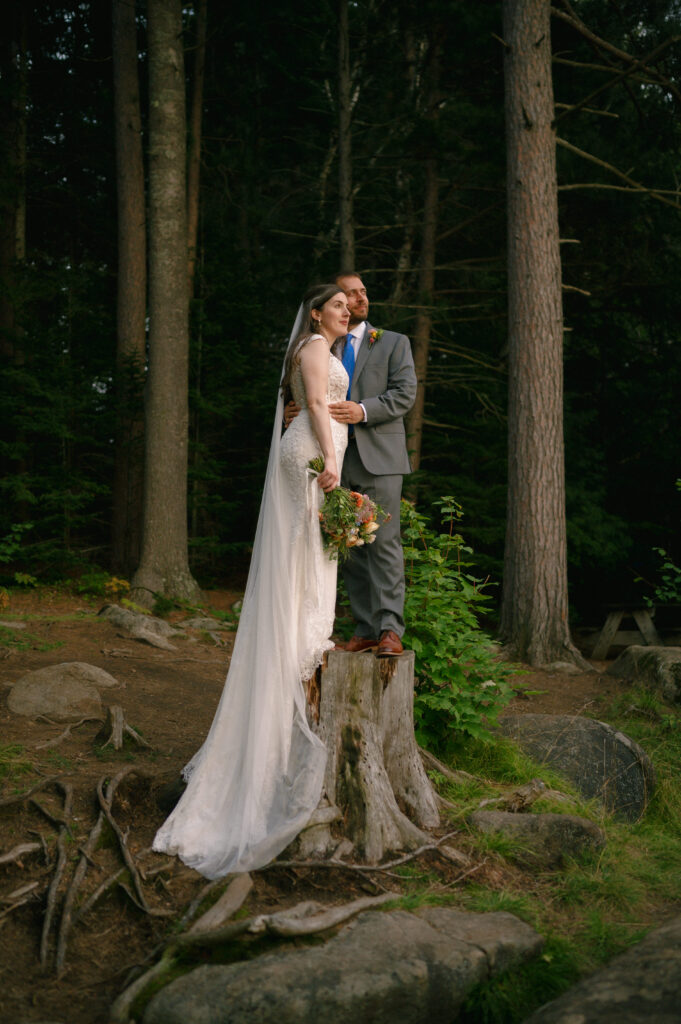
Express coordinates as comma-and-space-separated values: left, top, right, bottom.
329, 400, 365, 425
283, 400, 300, 428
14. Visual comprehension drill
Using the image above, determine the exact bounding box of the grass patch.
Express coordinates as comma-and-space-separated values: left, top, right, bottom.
417, 687, 681, 1020
0, 624, 64, 652
0, 743, 35, 782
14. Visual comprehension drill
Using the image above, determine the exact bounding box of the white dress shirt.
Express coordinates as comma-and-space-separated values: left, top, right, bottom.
346, 321, 368, 423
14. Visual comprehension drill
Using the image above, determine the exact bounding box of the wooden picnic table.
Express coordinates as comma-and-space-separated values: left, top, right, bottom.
591, 604, 660, 660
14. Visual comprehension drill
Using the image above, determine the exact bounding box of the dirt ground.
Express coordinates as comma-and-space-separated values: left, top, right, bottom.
0, 591, 625, 1024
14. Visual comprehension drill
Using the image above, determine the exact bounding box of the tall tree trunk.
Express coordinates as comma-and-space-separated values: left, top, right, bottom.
132, 0, 199, 605
111, 0, 146, 576
405, 156, 438, 473
187, 0, 206, 299
0, 0, 27, 361
338, 0, 355, 268
499, 0, 587, 668
405, 37, 441, 474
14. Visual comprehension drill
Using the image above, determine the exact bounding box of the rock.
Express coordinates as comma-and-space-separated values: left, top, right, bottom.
542, 661, 584, 675
497, 714, 655, 821
0, 619, 26, 630
522, 914, 681, 1023
607, 645, 681, 704
98, 603, 177, 636
7, 662, 121, 721
143, 908, 543, 1024
468, 810, 605, 868
180, 616, 227, 632
98, 604, 178, 650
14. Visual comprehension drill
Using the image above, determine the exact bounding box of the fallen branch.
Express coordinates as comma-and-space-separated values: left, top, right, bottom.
261, 829, 463, 875
441, 858, 488, 890
0, 841, 41, 867
176, 891, 396, 949
40, 781, 73, 967
0, 776, 58, 808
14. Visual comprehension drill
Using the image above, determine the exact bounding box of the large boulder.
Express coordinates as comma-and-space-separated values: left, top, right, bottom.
7, 662, 120, 721
497, 714, 655, 821
143, 908, 543, 1024
522, 914, 681, 1023
607, 645, 681, 704
468, 810, 605, 868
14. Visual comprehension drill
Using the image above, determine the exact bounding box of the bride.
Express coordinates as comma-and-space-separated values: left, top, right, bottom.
152, 284, 350, 879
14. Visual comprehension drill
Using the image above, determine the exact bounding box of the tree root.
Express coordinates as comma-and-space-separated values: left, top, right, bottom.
35, 716, 101, 750
96, 768, 171, 918
73, 868, 126, 925
0, 776, 58, 808
419, 746, 480, 786
175, 891, 396, 950
40, 781, 73, 967
262, 828, 463, 875
0, 841, 41, 867
55, 807, 106, 976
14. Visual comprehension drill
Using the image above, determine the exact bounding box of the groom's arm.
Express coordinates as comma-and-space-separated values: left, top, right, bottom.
361, 333, 417, 426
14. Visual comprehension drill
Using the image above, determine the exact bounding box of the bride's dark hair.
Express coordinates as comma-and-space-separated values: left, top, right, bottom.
280, 282, 342, 403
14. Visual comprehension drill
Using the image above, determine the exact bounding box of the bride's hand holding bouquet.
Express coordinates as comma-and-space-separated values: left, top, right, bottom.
308, 457, 390, 561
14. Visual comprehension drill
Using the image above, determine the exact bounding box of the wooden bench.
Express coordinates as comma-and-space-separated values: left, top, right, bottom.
591, 604, 661, 660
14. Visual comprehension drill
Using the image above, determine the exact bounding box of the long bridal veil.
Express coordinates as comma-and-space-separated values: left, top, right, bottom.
152, 306, 327, 879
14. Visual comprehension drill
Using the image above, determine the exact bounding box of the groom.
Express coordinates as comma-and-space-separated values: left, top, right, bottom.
328, 272, 416, 658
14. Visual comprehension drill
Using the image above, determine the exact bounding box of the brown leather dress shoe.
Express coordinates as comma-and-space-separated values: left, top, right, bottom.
337, 635, 378, 653
376, 630, 404, 657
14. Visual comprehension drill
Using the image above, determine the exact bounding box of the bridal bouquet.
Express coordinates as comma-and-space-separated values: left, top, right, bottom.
308, 458, 389, 561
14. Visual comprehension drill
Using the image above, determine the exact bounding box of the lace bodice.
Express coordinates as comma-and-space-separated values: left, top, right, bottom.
289, 339, 349, 408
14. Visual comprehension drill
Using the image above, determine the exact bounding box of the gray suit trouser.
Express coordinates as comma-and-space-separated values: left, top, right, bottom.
340, 439, 405, 639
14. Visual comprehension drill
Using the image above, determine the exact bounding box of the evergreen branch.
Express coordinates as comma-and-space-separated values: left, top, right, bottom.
556, 137, 681, 211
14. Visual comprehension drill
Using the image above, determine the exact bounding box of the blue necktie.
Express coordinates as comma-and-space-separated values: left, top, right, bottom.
341, 334, 356, 435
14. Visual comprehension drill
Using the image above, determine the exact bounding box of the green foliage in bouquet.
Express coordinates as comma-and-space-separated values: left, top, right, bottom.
401, 497, 516, 751
308, 457, 388, 561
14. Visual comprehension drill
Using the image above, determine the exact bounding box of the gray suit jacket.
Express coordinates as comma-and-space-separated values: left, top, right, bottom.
339, 321, 416, 476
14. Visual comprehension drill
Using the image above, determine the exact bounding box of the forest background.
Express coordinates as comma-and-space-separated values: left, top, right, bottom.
1, 0, 680, 634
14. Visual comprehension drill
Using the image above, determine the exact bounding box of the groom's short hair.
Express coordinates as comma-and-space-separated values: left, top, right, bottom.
334, 270, 362, 284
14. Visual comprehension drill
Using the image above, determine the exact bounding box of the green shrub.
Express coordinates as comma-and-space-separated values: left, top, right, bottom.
401, 497, 516, 750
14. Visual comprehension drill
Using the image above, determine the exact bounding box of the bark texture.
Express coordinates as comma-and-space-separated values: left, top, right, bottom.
132, 0, 199, 603
311, 651, 438, 863
499, 0, 585, 667
186, 0, 207, 299
0, 1, 27, 359
338, 0, 355, 268
111, 0, 146, 575
405, 40, 441, 473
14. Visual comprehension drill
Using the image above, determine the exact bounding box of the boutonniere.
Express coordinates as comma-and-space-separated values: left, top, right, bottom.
368, 328, 384, 347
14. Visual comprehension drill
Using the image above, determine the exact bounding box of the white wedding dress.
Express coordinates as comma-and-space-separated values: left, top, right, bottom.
152, 340, 348, 879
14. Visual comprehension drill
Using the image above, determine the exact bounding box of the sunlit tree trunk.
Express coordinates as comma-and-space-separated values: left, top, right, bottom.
111, 0, 146, 576
132, 0, 200, 604
499, 0, 587, 667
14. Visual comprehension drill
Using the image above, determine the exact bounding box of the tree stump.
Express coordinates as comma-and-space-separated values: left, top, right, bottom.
309, 650, 439, 863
